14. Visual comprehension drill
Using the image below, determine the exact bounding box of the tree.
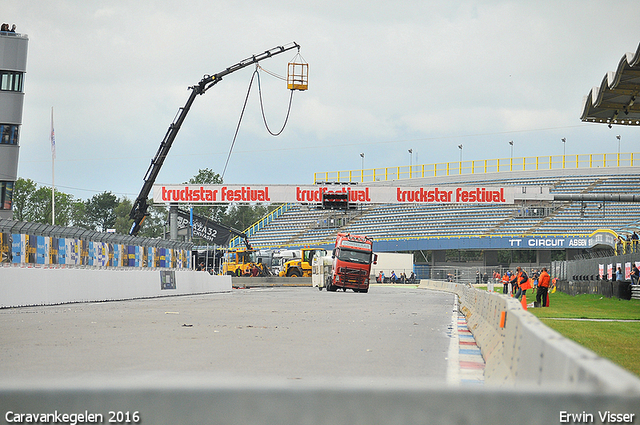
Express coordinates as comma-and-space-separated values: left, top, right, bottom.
140, 202, 167, 238
12, 178, 37, 221
222, 203, 272, 232
85, 191, 118, 231
114, 198, 133, 235
114, 197, 165, 237
186, 168, 227, 222
12, 178, 166, 237
12, 178, 75, 225
70, 200, 92, 230
25, 186, 51, 223
50, 191, 75, 227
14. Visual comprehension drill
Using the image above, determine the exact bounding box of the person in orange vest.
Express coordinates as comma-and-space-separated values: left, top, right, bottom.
509, 271, 518, 296
514, 266, 531, 300
501, 272, 510, 294
537, 267, 551, 307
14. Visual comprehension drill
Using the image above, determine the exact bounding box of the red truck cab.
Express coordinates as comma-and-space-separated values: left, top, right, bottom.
327, 232, 376, 293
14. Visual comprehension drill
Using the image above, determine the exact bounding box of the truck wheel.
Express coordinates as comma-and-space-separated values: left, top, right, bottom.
318, 286, 323, 291
288, 269, 302, 277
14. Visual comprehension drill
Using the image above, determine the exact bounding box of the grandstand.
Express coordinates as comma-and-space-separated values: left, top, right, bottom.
239, 153, 640, 263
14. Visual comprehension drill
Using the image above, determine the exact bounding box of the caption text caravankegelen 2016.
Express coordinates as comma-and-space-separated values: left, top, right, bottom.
4, 410, 140, 425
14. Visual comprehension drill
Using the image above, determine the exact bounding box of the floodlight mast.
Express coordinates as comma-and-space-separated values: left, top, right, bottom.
129, 42, 301, 236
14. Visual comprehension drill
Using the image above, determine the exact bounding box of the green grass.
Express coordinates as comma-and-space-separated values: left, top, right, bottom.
516, 289, 640, 377
529, 291, 640, 320
537, 319, 640, 377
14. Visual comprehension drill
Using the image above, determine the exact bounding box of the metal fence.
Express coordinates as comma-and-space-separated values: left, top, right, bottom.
0, 219, 192, 269
314, 152, 639, 183
421, 265, 505, 284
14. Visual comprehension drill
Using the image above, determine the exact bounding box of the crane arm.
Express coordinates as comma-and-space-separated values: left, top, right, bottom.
129, 42, 300, 236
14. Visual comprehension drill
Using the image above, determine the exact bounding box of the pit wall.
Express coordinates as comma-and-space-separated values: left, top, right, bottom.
418, 279, 640, 391
0, 266, 231, 308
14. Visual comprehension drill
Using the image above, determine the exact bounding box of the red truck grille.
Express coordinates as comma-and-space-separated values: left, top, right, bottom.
341, 267, 368, 284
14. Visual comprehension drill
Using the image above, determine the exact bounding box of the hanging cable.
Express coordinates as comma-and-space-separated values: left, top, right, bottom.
256, 70, 294, 136
256, 64, 286, 81
222, 67, 295, 178
221, 70, 257, 180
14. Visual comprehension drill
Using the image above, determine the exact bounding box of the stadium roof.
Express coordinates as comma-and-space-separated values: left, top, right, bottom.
581, 41, 640, 126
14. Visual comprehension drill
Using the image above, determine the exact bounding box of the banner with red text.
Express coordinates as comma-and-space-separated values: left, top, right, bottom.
153, 184, 551, 205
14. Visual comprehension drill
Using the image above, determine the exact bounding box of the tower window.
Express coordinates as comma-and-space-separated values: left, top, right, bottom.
0, 71, 24, 92
0, 124, 19, 144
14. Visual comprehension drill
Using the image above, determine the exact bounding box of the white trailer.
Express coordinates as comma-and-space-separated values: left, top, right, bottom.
311, 254, 333, 290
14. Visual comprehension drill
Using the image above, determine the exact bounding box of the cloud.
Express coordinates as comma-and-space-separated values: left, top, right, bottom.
4, 0, 640, 199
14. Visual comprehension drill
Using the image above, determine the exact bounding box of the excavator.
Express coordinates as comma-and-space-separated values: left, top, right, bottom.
129, 42, 302, 236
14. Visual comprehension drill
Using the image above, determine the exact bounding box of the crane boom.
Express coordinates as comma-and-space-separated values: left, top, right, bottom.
129, 42, 300, 236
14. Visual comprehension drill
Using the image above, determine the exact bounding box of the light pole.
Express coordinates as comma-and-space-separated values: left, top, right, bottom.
509, 141, 514, 171
616, 135, 621, 154
458, 144, 463, 172
359, 152, 365, 182
561, 138, 566, 168
408, 149, 413, 178
360, 152, 364, 169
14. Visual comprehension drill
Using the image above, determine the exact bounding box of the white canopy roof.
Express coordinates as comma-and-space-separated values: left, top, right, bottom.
581, 42, 640, 126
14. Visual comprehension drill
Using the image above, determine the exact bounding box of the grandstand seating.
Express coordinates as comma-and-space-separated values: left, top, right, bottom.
245, 169, 640, 249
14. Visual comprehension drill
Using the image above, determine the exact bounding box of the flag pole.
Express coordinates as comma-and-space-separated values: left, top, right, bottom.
51, 107, 55, 226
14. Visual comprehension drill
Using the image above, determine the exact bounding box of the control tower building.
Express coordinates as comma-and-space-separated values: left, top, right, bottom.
0, 29, 28, 219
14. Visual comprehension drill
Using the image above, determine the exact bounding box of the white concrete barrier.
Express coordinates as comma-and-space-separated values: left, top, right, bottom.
0, 266, 231, 308
1, 376, 639, 425
232, 276, 311, 288
418, 279, 640, 391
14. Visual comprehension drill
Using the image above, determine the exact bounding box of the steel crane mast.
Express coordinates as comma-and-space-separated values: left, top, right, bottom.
129, 42, 300, 236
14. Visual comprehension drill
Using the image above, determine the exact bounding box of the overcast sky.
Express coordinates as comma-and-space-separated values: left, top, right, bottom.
5, 1, 640, 201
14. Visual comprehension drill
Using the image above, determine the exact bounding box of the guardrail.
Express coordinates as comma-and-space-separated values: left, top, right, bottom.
314, 152, 639, 183
418, 279, 640, 390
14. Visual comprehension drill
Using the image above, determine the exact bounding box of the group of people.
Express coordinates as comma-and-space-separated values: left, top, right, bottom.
1, 23, 17, 33
376, 270, 416, 284
617, 263, 640, 285
498, 267, 553, 307
616, 231, 640, 254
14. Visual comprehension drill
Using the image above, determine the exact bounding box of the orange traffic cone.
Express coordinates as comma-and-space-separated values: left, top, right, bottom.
521, 294, 527, 311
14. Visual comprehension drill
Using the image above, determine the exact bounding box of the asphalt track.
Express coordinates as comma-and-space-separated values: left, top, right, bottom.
0, 286, 463, 382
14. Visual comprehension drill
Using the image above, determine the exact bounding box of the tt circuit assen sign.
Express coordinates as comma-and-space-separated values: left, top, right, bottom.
153, 184, 551, 205
375, 229, 618, 252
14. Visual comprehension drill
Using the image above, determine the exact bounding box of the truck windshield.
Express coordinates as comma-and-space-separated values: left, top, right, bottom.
303, 249, 327, 264
337, 248, 371, 265
238, 251, 256, 264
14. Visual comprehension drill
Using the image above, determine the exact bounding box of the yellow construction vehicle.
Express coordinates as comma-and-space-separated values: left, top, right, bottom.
280, 247, 327, 277
222, 248, 269, 276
